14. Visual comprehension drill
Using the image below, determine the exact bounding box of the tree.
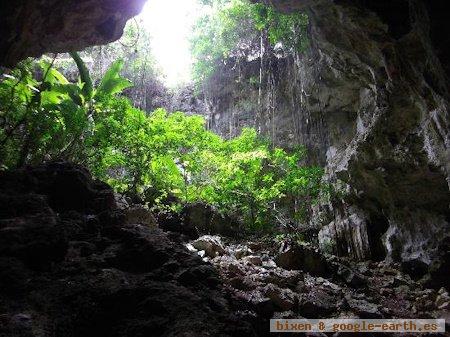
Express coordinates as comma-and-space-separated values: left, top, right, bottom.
190, 0, 309, 83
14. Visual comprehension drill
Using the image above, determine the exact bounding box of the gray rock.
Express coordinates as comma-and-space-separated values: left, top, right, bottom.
264, 284, 298, 311
336, 264, 367, 288
191, 235, 226, 258
243, 255, 263, 266
182, 202, 239, 237
124, 206, 158, 227
275, 242, 329, 276
346, 296, 382, 318
298, 288, 339, 317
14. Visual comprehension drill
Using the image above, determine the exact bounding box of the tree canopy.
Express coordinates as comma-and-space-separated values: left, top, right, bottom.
190, 0, 309, 82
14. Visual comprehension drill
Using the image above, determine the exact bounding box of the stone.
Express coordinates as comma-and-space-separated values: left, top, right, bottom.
0, 163, 256, 337
157, 211, 199, 239
264, 284, 297, 311
248, 242, 262, 251
275, 242, 329, 276
191, 235, 226, 258
438, 302, 450, 310
185, 243, 197, 252
435, 292, 450, 308
114, 193, 130, 210
250, 294, 276, 318
234, 247, 252, 259
0, 162, 116, 214
346, 296, 382, 318
298, 286, 340, 317
182, 202, 239, 237
177, 265, 220, 288
0, 0, 148, 67
243, 255, 263, 266
262, 260, 277, 269
336, 264, 367, 288
264, 269, 302, 288
124, 205, 157, 227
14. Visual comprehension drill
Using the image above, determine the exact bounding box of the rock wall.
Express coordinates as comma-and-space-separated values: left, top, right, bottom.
200, 0, 450, 279
0, 0, 147, 67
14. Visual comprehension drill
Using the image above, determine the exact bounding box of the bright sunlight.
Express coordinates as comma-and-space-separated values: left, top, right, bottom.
139, 0, 205, 87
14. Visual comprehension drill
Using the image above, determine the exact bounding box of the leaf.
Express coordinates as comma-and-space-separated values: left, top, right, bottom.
97, 77, 133, 97
40, 61, 69, 85
96, 59, 133, 97
52, 83, 83, 106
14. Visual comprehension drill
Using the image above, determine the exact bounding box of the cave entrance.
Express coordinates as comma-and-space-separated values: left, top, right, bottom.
367, 215, 389, 261
0, 0, 321, 247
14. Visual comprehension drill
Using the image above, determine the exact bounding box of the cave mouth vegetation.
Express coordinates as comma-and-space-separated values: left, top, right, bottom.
0, 0, 449, 336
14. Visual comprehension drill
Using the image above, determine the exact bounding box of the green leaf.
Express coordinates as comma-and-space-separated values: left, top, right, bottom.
96, 60, 133, 97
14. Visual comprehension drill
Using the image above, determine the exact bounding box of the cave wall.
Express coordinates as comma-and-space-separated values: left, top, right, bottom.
201, 0, 450, 277
0, 0, 448, 279
0, 0, 147, 67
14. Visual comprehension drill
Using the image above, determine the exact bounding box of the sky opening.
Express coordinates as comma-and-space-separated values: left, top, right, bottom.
138, 0, 204, 87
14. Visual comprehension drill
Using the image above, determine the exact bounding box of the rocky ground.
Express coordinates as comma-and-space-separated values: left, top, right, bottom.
0, 163, 449, 337
187, 235, 450, 336
0, 163, 253, 337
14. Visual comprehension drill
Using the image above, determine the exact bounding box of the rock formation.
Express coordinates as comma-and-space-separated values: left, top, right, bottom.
196, 0, 450, 283
0, 0, 147, 67
0, 163, 255, 337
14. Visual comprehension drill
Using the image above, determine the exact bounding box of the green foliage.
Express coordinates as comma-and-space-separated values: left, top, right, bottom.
252, 4, 309, 51
0, 54, 132, 168
1, 55, 323, 231
191, 0, 309, 82
86, 105, 324, 229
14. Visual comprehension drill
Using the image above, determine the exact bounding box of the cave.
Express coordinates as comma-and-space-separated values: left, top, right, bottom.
0, 0, 449, 336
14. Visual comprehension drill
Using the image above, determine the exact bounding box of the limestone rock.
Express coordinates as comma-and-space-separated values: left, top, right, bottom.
345, 296, 382, 318
298, 291, 337, 318
264, 284, 298, 311
275, 242, 330, 276
0, 0, 147, 67
0, 163, 256, 337
156, 211, 199, 239
123, 205, 157, 227
243, 255, 263, 266
191, 235, 226, 258
182, 202, 239, 237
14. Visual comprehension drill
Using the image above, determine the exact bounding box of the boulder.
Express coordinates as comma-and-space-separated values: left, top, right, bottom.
298, 289, 339, 318
275, 242, 330, 276
335, 263, 367, 288
124, 205, 157, 227
243, 255, 263, 266
234, 246, 252, 259
191, 235, 226, 258
0, 162, 116, 214
264, 284, 298, 311
157, 211, 199, 239
345, 296, 382, 318
182, 202, 239, 237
